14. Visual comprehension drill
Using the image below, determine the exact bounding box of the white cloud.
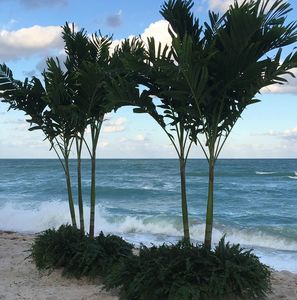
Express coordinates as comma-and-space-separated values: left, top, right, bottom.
98, 141, 109, 148
135, 134, 146, 142
119, 133, 149, 143
262, 68, 297, 94
208, 0, 234, 11
103, 117, 127, 133
0, 118, 24, 125
141, 20, 172, 48
110, 20, 172, 55
207, 0, 274, 13
266, 127, 297, 140
0, 25, 63, 61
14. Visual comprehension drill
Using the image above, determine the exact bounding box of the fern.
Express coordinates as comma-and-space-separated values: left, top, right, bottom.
104, 238, 271, 300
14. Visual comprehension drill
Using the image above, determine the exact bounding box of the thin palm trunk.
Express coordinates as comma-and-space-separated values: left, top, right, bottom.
89, 148, 96, 238
176, 124, 191, 242
89, 120, 102, 239
204, 155, 215, 249
76, 135, 84, 234
179, 157, 190, 242
65, 155, 77, 228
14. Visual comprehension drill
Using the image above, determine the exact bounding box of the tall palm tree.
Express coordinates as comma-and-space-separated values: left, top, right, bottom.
63, 23, 113, 238
107, 37, 203, 242
60, 23, 113, 238
1, 24, 115, 238
42, 57, 78, 228
61, 23, 97, 235
162, 0, 297, 248
0, 62, 78, 227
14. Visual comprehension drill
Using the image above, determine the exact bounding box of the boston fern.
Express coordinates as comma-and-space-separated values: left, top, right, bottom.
104, 237, 271, 300
30, 224, 133, 278
64, 232, 134, 278
30, 224, 81, 270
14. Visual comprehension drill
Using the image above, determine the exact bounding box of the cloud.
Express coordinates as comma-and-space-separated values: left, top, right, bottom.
106, 10, 123, 28
0, 118, 24, 125
0, 0, 68, 9
208, 0, 233, 11
0, 25, 63, 61
23, 69, 37, 77
118, 134, 150, 144
35, 49, 67, 74
110, 20, 172, 55
1, 19, 18, 30
141, 20, 172, 48
98, 140, 109, 148
261, 68, 297, 94
135, 134, 145, 142
103, 117, 127, 133
266, 127, 297, 140
207, 0, 275, 12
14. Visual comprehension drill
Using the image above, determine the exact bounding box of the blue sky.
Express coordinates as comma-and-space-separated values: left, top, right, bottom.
0, 0, 297, 159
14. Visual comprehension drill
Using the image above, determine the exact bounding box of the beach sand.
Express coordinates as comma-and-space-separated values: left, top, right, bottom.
0, 232, 296, 300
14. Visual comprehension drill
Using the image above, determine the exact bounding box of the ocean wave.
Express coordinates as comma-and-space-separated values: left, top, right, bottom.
288, 176, 297, 180
1, 201, 297, 252
255, 171, 277, 175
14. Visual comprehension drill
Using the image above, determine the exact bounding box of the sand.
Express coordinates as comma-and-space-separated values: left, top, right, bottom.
0, 232, 296, 300
0, 232, 118, 300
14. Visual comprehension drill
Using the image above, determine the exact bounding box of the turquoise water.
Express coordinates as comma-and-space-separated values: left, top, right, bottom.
0, 159, 296, 272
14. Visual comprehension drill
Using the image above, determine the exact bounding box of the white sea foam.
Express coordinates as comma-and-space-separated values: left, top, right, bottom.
201, 226, 297, 252
288, 176, 297, 180
2, 200, 296, 272
255, 171, 277, 175
1, 201, 297, 253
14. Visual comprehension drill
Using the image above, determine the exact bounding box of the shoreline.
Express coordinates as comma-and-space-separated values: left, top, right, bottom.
1, 231, 296, 300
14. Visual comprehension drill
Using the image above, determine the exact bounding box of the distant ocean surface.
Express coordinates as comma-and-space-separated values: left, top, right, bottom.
0, 159, 297, 273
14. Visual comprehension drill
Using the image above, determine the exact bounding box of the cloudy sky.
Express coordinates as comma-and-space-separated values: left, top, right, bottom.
0, 0, 297, 159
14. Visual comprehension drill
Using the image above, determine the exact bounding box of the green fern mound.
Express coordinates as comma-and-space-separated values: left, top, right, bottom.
105, 238, 271, 300
30, 224, 133, 278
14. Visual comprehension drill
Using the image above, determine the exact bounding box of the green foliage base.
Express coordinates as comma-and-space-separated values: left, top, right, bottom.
30, 224, 133, 278
104, 238, 271, 300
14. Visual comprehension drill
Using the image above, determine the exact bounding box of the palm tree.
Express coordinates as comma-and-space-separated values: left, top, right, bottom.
42, 57, 78, 228
1, 24, 114, 238
162, 0, 297, 248
107, 37, 203, 242
0, 62, 78, 227
79, 56, 113, 239
62, 23, 113, 239
61, 23, 97, 235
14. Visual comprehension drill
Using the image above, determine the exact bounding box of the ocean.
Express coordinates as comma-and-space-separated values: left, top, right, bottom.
0, 159, 296, 273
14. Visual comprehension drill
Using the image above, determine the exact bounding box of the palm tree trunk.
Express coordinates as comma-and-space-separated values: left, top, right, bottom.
65, 156, 77, 228
89, 118, 103, 239
89, 123, 99, 239
204, 157, 215, 249
179, 157, 190, 243
89, 150, 96, 238
76, 136, 84, 235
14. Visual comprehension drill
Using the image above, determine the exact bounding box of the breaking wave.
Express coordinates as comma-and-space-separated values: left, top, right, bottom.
1, 200, 297, 252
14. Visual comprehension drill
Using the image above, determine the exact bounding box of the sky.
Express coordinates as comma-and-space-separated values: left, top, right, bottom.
0, 0, 297, 159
